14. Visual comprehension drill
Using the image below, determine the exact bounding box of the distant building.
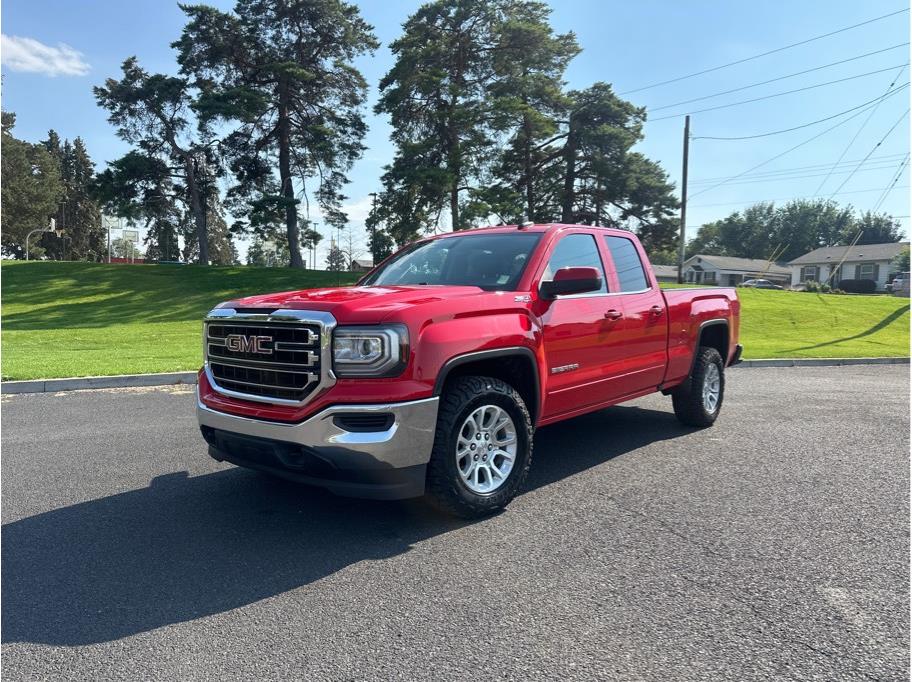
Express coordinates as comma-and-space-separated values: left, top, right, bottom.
651, 264, 679, 283
682, 255, 790, 286
788, 242, 909, 291
349, 258, 374, 272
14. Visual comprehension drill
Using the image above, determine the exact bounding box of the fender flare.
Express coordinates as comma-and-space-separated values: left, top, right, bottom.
689, 319, 730, 376
432, 347, 541, 419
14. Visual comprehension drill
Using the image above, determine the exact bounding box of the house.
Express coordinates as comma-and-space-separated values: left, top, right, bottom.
349, 258, 374, 272
651, 264, 679, 283
788, 242, 908, 291
681, 255, 791, 286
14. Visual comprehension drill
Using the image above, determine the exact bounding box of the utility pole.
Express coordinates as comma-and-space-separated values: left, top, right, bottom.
311, 223, 319, 269
368, 192, 378, 265
677, 115, 690, 284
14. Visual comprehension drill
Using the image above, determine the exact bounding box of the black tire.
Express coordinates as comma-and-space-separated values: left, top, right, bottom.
425, 376, 533, 518
671, 347, 725, 427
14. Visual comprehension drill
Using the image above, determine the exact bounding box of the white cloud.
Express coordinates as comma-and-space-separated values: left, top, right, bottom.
340, 195, 374, 224
1, 34, 90, 77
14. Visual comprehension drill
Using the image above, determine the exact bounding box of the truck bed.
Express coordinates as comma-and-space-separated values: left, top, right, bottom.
661, 287, 740, 387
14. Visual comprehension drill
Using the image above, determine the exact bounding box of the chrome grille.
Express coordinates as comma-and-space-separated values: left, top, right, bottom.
204, 309, 336, 405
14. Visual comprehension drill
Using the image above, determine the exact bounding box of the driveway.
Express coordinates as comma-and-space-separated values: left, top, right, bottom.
2, 366, 908, 680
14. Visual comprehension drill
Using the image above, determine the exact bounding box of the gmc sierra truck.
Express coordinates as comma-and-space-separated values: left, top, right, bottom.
198, 224, 741, 517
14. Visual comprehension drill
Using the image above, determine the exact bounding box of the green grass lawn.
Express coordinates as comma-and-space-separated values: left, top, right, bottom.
1, 261, 909, 380
732, 287, 909, 359
1, 261, 359, 380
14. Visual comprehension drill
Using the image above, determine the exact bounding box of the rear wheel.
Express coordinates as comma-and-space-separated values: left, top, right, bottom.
426, 376, 533, 518
672, 347, 725, 427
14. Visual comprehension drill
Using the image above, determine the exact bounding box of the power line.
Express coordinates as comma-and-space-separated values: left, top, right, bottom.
687, 102, 888, 200
691, 83, 909, 140
649, 63, 909, 122
871, 153, 910, 212
690, 153, 908, 183
689, 162, 905, 187
649, 43, 909, 112
813, 66, 908, 194
620, 7, 910, 96
827, 107, 910, 199
688, 185, 910, 208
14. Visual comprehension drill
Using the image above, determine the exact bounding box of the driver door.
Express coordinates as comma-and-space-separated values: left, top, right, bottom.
538, 232, 624, 418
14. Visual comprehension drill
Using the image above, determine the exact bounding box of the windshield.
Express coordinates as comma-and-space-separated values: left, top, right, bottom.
361, 232, 543, 291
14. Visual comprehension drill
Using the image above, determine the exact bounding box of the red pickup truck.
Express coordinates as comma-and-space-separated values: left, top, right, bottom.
198, 224, 741, 517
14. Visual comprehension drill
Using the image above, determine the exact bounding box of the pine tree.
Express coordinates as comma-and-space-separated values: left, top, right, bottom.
174, 0, 378, 268
484, 1, 579, 223
373, 0, 512, 240
182, 199, 239, 265
94, 58, 216, 264
326, 242, 347, 271
1, 112, 63, 259
39, 134, 105, 261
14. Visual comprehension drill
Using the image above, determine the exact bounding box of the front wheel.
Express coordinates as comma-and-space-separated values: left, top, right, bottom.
425, 376, 533, 518
671, 347, 725, 427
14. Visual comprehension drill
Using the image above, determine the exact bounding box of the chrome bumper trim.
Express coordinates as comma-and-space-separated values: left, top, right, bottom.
197, 392, 440, 470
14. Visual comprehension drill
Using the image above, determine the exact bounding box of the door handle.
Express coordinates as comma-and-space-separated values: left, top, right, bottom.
650, 305, 664, 316
604, 309, 623, 320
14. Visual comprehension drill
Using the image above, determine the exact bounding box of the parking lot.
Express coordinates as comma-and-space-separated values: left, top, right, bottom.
2, 365, 909, 681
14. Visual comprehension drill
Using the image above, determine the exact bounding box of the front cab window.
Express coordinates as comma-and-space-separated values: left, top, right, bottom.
541, 233, 607, 294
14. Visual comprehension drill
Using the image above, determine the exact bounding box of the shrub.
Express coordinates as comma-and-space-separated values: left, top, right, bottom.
802, 280, 832, 293
838, 279, 877, 294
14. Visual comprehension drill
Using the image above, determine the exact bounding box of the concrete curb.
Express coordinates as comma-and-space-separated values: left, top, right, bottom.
733, 357, 910, 368
2, 371, 199, 395
3, 357, 909, 394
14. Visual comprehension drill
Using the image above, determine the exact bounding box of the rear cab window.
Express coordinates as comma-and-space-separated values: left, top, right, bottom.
603, 235, 650, 293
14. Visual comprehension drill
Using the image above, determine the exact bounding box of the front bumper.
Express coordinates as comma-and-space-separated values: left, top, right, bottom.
197, 392, 440, 500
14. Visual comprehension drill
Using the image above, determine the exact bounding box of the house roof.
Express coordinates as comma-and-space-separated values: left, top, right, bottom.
684, 255, 791, 276
788, 242, 909, 265
351, 259, 374, 268
651, 264, 678, 278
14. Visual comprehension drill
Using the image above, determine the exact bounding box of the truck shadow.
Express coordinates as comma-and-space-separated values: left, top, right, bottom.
2, 404, 689, 646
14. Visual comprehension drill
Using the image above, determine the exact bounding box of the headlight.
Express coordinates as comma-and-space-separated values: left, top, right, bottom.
332, 325, 408, 377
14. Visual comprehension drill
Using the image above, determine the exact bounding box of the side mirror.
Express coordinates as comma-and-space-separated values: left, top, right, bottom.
539, 266, 602, 299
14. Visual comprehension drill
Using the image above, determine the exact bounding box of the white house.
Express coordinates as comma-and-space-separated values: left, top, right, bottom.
651, 264, 679, 283
788, 242, 908, 291
349, 258, 374, 272
682, 255, 791, 286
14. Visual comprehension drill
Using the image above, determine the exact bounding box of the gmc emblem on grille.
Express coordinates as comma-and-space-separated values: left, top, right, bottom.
225, 334, 273, 355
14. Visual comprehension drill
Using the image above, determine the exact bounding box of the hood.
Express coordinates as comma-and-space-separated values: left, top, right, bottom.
219, 285, 508, 325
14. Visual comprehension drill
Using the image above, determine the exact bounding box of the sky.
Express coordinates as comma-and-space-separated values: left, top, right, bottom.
2, 0, 910, 266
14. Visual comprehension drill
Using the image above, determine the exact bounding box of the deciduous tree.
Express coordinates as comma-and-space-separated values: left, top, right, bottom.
687, 199, 902, 262
845, 211, 905, 245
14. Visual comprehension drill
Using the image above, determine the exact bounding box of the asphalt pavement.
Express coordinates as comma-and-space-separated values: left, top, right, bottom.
2, 366, 909, 681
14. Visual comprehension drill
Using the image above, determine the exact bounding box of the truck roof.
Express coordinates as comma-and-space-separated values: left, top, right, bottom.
423, 223, 634, 239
